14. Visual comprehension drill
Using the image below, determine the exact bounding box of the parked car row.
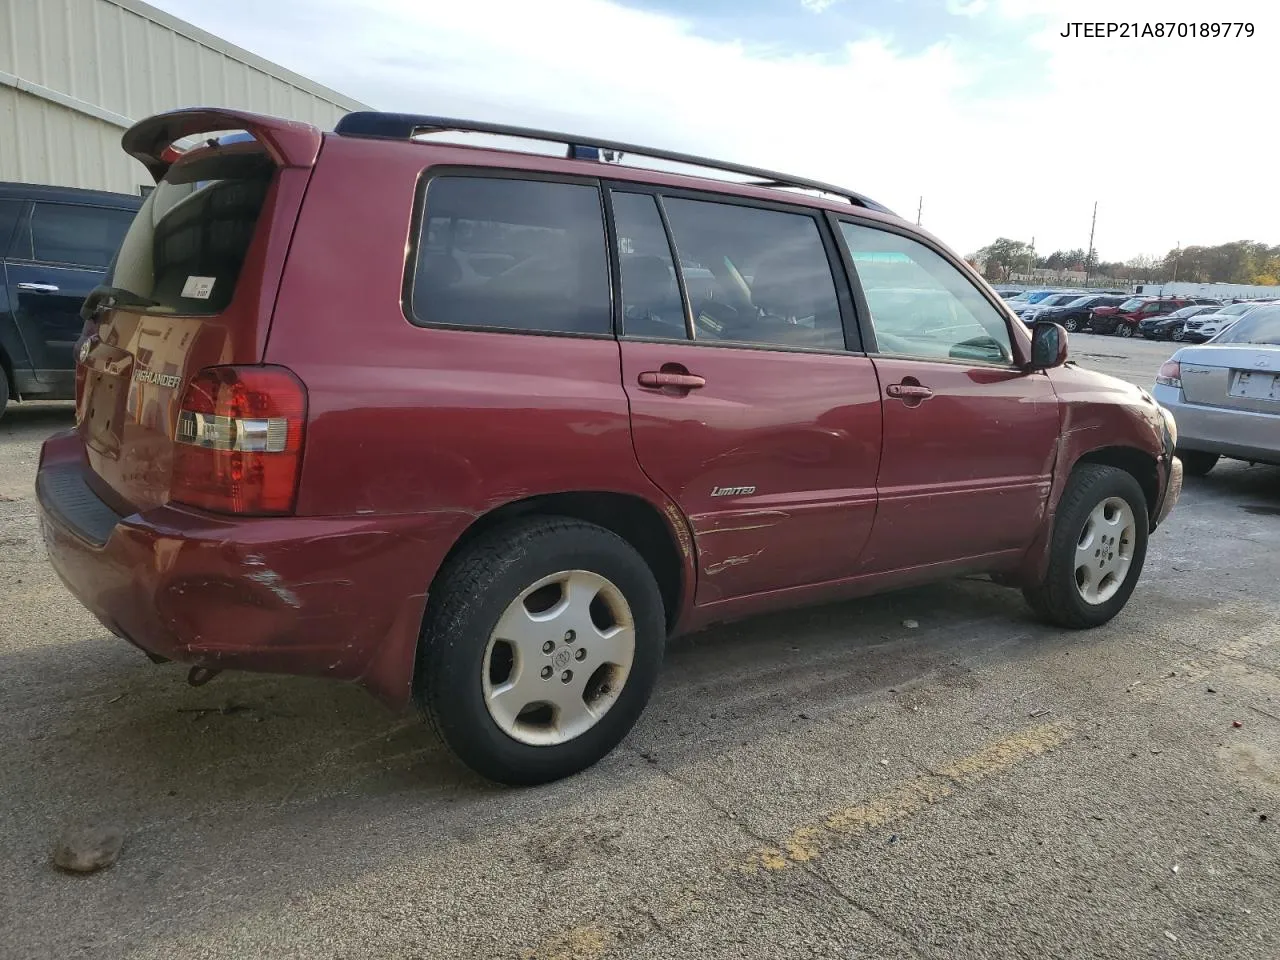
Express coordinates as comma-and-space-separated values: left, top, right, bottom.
1085, 295, 1225, 338
993, 287, 1280, 344
1021, 293, 1130, 330
1041, 293, 1279, 343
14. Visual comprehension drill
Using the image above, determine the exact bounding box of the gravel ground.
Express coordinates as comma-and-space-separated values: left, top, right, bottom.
1, 334, 1277, 960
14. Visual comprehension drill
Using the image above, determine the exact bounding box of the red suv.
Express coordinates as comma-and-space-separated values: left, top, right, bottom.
1091, 296, 1206, 337
37, 109, 1183, 784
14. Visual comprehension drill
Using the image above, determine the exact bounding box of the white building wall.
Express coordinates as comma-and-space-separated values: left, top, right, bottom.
0, 0, 368, 194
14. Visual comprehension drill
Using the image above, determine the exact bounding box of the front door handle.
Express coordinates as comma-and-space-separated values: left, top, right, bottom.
638, 370, 706, 390
17, 282, 60, 293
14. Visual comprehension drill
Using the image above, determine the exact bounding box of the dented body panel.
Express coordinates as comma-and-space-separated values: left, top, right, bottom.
1019, 362, 1174, 583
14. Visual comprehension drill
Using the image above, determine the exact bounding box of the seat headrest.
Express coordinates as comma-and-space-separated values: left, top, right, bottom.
751, 244, 828, 317
621, 255, 674, 295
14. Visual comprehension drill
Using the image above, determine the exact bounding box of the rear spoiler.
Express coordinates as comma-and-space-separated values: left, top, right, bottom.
122, 107, 323, 181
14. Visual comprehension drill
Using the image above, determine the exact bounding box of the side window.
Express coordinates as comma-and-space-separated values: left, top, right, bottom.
661, 198, 845, 351
611, 192, 687, 340
411, 176, 611, 335
839, 221, 1013, 365
0, 200, 22, 258
29, 203, 134, 268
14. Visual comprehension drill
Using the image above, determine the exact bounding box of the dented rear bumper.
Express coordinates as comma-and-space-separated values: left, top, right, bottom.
35, 431, 465, 707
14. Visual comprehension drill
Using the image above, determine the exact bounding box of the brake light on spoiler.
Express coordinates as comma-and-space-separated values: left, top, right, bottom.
172, 366, 307, 515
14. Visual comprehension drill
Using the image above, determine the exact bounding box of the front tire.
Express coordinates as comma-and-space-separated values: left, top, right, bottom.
1062, 317, 1080, 333
1116, 324, 1134, 338
0, 365, 9, 420
416, 516, 666, 785
1178, 449, 1219, 477
1024, 464, 1149, 629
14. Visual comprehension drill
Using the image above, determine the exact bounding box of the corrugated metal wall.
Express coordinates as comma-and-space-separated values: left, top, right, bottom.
0, 0, 368, 194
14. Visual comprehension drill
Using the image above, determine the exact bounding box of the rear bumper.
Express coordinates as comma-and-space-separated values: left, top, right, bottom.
1153, 384, 1280, 464
35, 431, 469, 707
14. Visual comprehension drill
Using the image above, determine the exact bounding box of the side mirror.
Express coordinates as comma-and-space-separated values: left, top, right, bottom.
1030, 321, 1069, 370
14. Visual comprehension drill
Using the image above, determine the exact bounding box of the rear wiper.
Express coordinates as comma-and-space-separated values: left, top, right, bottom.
80, 285, 159, 322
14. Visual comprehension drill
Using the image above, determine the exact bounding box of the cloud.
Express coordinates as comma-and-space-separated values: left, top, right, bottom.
800, 0, 841, 11
946, 0, 989, 16
149, 0, 1278, 261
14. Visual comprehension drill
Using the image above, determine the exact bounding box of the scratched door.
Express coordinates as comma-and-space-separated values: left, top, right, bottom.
609, 188, 883, 605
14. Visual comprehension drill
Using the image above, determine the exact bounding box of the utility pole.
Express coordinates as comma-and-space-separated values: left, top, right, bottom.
1085, 201, 1097, 286
915, 196, 922, 226
1172, 241, 1181, 282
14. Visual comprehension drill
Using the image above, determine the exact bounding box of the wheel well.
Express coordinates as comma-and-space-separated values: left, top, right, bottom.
0, 346, 14, 400
438, 492, 686, 632
1075, 446, 1158, 519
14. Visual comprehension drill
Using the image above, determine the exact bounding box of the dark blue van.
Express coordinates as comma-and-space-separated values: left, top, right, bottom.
0, 183, 142, 417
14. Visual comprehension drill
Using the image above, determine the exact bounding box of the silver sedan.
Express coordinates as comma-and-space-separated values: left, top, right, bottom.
1152, 305, 1280, 475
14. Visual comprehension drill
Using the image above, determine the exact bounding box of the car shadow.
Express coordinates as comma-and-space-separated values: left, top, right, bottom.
0, 562, 1251, 953
2, 576, 1068, 820
0, 401, 76, 437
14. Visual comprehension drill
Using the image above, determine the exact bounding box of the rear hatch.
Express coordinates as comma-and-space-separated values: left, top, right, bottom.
75, 110, 320, 513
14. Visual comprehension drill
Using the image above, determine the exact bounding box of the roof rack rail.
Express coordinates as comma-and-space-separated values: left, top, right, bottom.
333, 111, 895, 216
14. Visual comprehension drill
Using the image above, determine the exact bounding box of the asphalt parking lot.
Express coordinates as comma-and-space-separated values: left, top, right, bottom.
2, 334, 1278, 960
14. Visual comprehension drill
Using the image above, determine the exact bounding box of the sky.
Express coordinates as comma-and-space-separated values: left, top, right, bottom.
151, 0, 1275, 263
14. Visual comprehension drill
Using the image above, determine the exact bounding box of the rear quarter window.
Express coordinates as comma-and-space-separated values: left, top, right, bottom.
410, 176, 611, 336
24, 202, 135, 269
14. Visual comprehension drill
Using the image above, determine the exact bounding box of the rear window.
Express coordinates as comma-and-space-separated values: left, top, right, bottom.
1222, 302, 1258, 316
410, 176, 611, 335
108, 150, 273, 315
1217, 307, 1280, 345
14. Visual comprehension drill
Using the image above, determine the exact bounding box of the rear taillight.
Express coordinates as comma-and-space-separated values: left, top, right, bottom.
1156, 360, 1182, 388
172, 365, 307, 515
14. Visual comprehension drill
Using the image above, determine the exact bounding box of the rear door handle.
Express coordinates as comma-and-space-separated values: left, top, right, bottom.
638, 370, 706, 390
17, 282, 59, 293
886, 382, 934, 400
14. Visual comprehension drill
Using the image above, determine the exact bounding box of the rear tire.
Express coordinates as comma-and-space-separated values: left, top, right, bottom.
1024, 464, 1149, 629
1178, 449, 1219, 477
1116, 324, 1133, 338
0, 365, 9, 419
416, 516, 666, 785
1063, 317, 1079, 333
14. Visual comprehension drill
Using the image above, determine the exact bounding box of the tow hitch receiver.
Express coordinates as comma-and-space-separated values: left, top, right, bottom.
187, 667, 222, 687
